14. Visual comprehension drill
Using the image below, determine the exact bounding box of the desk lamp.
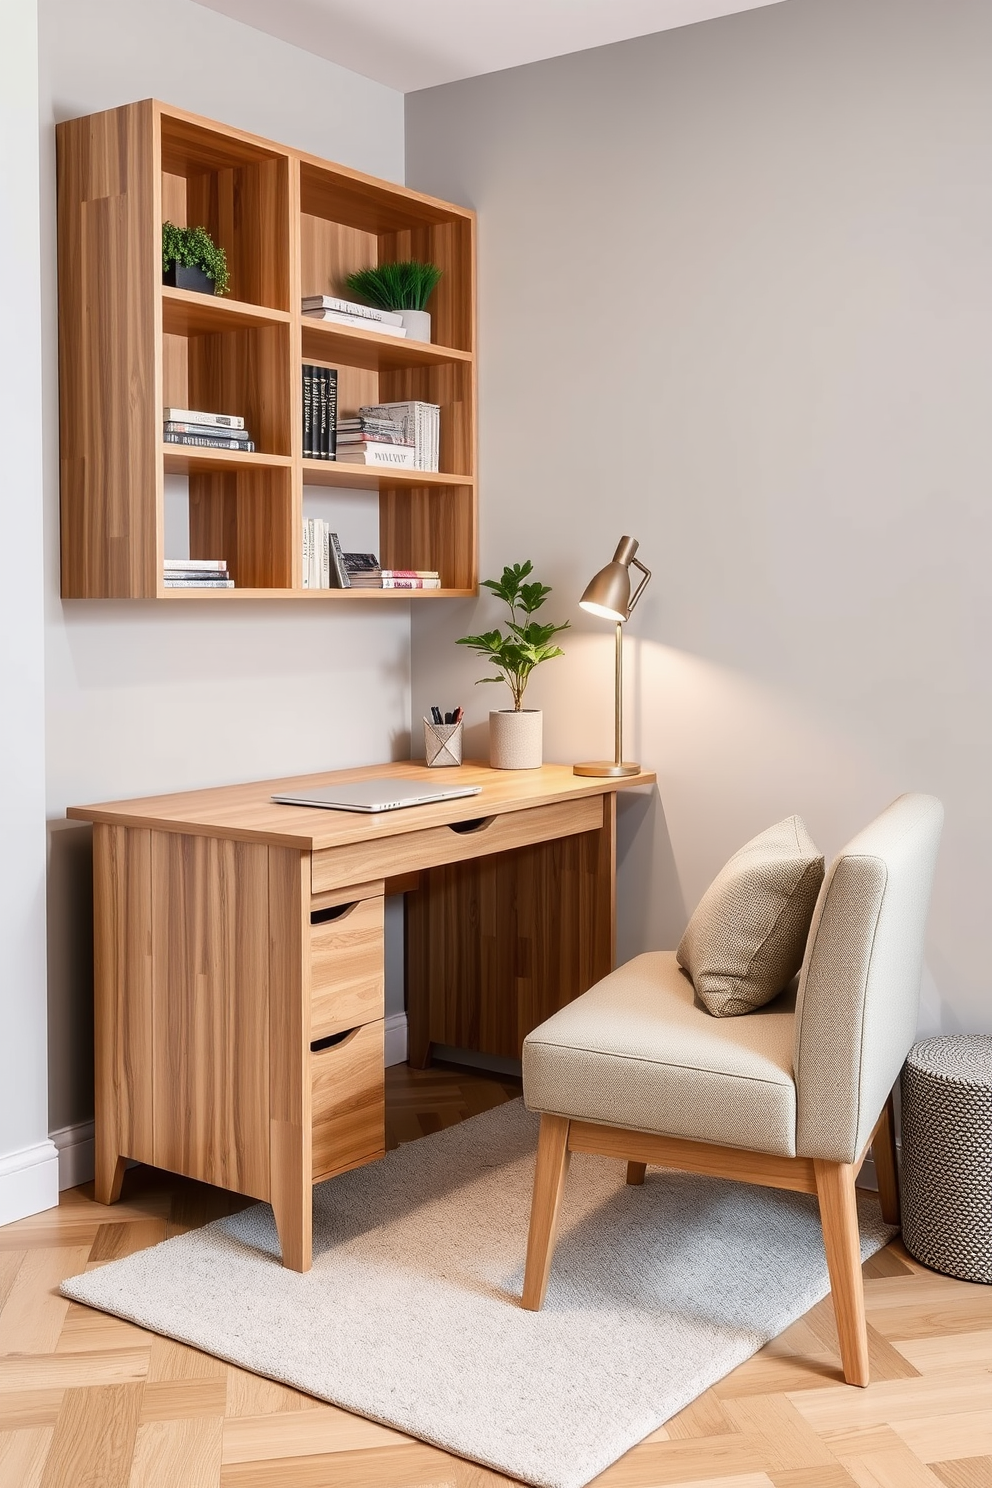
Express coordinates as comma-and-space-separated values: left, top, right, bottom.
573, 536, 651, 778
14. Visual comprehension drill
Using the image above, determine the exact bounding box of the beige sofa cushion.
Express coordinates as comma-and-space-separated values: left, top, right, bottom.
677, 816, 824, 1017
523, 951, 798, 1157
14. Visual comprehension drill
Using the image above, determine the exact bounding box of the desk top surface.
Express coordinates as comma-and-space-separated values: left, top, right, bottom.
67, 760, 656, 851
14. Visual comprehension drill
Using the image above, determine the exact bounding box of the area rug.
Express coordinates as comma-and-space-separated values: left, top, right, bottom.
63, 1100, 893, 1488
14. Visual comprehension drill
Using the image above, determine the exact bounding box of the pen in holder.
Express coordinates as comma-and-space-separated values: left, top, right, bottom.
424, 717, 463, 767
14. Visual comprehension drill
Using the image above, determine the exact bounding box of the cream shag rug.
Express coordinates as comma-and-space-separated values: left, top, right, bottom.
63, 1100, 893, 1488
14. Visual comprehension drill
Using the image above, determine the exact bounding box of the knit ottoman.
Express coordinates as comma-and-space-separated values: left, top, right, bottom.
901, 1034, 992, 1284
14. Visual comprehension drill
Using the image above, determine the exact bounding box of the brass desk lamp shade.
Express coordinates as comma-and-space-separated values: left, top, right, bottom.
573, 536, 651, 778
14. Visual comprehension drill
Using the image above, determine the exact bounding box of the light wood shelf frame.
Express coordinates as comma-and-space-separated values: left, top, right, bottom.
57, 98, 477, 600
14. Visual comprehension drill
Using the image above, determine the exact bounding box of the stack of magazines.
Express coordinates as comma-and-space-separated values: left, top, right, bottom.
163, 407, 254, 452
336, 414, 414, 468
163, 558, 233, 589
359, 401, 439, 471
343, 553, 441, 590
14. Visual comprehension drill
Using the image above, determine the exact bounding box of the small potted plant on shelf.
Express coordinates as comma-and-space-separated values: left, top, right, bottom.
457, 561, 569, 770
162, 221, 231, 296
344, 260, 442, 343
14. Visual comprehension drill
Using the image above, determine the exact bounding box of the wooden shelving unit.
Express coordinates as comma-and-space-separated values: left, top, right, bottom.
57, 99, 477, 600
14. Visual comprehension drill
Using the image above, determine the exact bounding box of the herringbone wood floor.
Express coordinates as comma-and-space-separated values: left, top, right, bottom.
2, 1063, 991, 1488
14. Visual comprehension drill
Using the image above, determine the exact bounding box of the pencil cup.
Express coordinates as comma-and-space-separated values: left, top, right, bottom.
424, 718, 463, 767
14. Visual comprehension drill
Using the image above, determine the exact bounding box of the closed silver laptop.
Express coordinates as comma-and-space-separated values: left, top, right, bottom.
271, 778, 482, 813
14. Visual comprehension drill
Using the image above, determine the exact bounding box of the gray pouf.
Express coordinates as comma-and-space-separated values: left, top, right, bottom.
901, 1034, 992, 1284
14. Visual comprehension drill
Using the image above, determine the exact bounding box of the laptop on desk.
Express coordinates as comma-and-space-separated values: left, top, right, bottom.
271, 778, 482, 813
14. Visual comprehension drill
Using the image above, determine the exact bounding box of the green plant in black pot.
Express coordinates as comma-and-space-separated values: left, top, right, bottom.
162, 222, 230, 296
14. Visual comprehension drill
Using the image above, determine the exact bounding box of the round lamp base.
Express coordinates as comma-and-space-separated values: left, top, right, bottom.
573, 760, 641, 778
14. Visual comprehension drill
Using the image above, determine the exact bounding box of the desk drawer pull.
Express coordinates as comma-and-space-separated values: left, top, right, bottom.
311, 1027, 358, 1054
311, 901, 356, 925
311, 796, 604, 892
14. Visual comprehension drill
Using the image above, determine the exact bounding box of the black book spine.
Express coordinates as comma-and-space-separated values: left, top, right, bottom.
302, 365, 313, 459
326, 368, 338, 459
328, 530, 350, 587
318, 368, 328, 460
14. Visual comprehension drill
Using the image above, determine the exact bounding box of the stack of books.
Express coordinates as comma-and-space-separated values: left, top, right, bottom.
381, 569, 441, 590
302, 296, 407, 339
359, 401, 439, 471
341, 554, 442, 590
163, 558, 233, 589
336, 415, 415, 468
302, 366, 338, 460
302, 521, 349, 588
344, 553, 384, 588
163, 407, 254, 452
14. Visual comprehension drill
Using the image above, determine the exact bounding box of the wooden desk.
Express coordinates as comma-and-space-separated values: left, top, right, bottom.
69, 760, 654, 1270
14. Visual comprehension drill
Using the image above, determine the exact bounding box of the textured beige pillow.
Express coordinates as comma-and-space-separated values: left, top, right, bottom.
677, 816, 824, 1017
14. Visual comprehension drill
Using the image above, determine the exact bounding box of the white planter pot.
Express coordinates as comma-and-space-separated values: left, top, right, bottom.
398, 308, 431, 343
489, 709, 543, 770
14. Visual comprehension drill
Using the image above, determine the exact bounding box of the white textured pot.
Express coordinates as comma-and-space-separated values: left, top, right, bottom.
398, 308, 431, 343
489, 709, 543, 770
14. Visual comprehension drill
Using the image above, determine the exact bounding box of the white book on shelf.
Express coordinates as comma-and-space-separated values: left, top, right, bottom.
164, 558, 228, 573
301, 519, 311, 589
162, 407, 244, 430
303, 310, 407, 338
336, 443, 416, 468
310, 518, 323, 590
301, 296, 403, 326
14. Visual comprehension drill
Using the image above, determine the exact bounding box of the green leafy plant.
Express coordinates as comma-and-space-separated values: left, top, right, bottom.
457, 562, 569, 712
162, 221, 230, 295
344, 260, 442, 312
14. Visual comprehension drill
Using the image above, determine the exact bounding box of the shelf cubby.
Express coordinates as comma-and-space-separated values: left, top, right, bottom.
57, 99, 477, 601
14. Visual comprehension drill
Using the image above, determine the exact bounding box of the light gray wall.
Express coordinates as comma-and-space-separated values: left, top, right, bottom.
0, 0, 59, 1224
40, 0, 410, 1136
406, 0, 992, 1036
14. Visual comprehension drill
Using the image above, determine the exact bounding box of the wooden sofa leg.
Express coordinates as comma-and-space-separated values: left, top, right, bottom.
814, 1159, 870, 1387
626, 1162, 647, 1186
872, 1094, 900, 1226
522, 1114, 571, 1311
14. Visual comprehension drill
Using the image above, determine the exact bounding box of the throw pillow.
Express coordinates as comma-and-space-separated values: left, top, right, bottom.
677, 816, 824, 1017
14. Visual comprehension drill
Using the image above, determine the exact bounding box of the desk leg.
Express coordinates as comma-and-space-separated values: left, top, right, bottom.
270, 1121, 311, 1272
92, 823, 153, 1206
269, 849, 313, 1271
405, 887, 432, 1069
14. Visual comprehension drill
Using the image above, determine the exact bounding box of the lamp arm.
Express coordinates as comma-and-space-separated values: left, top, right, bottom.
626, 556, 652, 615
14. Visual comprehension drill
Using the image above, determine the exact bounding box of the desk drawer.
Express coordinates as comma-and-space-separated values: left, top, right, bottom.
311, 795, 604, 893
311, 1020, 384, 1181
310, 896, 384, 1039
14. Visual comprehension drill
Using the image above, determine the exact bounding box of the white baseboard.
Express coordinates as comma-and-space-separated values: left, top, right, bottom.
0, 1139, 60, 1226
51, 1120, 95, 1191
384, 1012, 408, 1067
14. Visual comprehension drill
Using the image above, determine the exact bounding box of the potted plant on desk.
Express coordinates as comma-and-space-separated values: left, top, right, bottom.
457, 561, 569, 769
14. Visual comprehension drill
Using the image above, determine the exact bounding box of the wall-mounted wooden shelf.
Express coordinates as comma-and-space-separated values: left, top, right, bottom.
57, 99, 477, 600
